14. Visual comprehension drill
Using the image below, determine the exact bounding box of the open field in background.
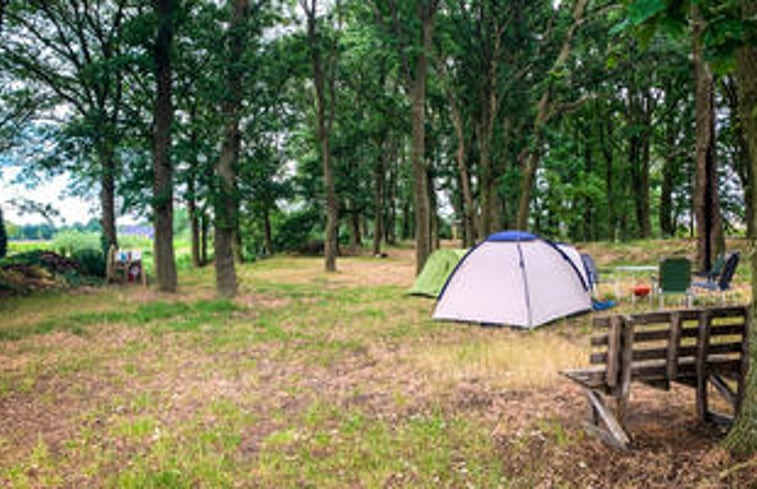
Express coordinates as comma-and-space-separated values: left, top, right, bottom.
1, 239, 756, 487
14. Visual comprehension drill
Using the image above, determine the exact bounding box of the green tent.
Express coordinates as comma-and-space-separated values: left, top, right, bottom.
408, 248, 467, 298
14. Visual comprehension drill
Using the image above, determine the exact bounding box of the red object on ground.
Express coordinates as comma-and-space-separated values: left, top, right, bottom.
632, 284, 651, 297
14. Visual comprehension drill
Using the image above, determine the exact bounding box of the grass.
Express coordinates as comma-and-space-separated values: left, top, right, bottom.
0, 239, 755, 487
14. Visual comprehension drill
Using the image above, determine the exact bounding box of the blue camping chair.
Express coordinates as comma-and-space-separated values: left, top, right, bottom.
580, 253, 602, 294
694, 252, 740, 304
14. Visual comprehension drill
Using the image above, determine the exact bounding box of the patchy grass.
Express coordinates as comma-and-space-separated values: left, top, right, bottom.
0, 243, 756, 487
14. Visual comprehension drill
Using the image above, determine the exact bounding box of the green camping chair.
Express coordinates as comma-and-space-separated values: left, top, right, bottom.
657, 257, 692, 309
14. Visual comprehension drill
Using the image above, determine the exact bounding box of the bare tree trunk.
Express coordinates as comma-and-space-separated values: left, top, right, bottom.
411, 7, 434, 274
449, 99, 475, 246
660, 130, 676, 237
386, 145, 398, 245
724, 0, 757, 454
152, 0, 177, 293
99, 148, 118, 250
188, 179, 200, 268
263, 207, 273, 255
372, 144, 385, 256
515, 0, 588, 229
693, 8, 724, 272
233, 226, 244, 263
200, 211, 209, 266
599, 107, 615, 240
302, 0, 338, 271
349, 207, 361, 249
214, 0, 248, 298
723, 77, 754, 238
428, 166, 438, 251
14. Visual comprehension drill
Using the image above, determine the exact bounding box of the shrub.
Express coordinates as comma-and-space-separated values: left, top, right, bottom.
72, 249, 106, 278
272, 208, 321, 252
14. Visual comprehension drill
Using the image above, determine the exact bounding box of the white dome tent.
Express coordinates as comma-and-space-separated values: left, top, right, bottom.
433, 231, 592, 328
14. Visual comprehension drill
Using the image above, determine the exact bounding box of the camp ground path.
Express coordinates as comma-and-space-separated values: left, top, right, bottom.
0, 249, 756, 487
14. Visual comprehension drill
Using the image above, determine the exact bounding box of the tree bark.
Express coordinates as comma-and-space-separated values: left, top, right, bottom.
724, 0, 757, 455
303, 0, 338, 272
660, 120, 676, 237
386, 145, 398, 245
263, 206, 273, 255
233, 226, 244, 263
449, 97, 476, 246
372, 143, 385, 256
214, 0, 247, 298
188, 177, 200, 268
152, 0, 177, 293
723, 77, 754, 238
99, 148, 118, 250
693, 8, 724, 272
200, 211, 209, 266
411, 6, 434, 274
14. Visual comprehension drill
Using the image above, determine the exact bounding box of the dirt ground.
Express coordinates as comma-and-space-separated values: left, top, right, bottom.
1, 241, 756, 487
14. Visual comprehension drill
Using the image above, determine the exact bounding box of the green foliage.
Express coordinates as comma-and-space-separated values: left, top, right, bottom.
52, 230, 101, 257
272, 208, 322, 253
71, 249, 106, 278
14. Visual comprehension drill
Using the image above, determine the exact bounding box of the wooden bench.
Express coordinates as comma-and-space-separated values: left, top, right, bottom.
561, 306, 749, 450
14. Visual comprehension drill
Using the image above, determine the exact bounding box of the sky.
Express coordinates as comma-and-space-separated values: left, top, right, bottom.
0, 167, 97, 225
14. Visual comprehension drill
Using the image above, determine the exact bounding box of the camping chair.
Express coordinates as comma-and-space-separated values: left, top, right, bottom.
694, 252, 726, 281
656, 257, 692, 309
693, 252, 740, 304
580, 253, 602, 294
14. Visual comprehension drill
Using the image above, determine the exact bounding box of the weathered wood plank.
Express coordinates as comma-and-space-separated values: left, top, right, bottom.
696, 311, 712, 421
707, 411, 734, 426
593, 316, 611, 328
619, 317, 634, 407
605, 317, 622, 389
582, 421, 630, 451
736, 307, 750, 415
591, 342, 744, 364
709, 374, 736, 409
708, 306, 749, 319
666, 312, 682, 386
681, 324, 745, 338
584, 389, 630, 449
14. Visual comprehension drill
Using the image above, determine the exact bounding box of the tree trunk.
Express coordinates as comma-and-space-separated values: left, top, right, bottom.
660, 107, 676, 237
428, 166, 438, 251
349, 208, 361, 249
372, 144, 385, 256
304, 0, 338, 272
723, 0, 757, 455
599, 108, 615, 241
152, 0, 177, 293
386, 148, 397, 245
188, 170, 201, 268
693, 9, 724, 272
233, 226, 244, 263
723, 77, 754, 238
200, 211, 209, 266
99, 148, 118, 250
263, 206, 273, 255
411, 11, 433, 274
214, 0, 247, 298
449, 99, 475, 247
